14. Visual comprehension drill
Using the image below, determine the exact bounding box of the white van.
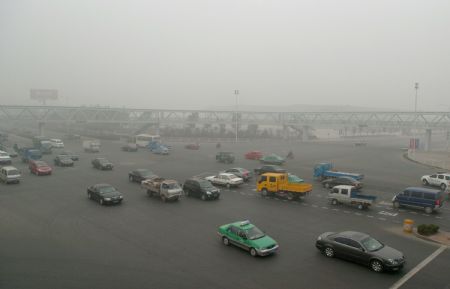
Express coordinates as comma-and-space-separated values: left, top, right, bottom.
0, 166, 21, 184
50, 139, 64, 148
0, 150, 12, 165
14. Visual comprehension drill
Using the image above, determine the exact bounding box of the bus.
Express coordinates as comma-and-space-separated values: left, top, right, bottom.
134, 134, 161, 148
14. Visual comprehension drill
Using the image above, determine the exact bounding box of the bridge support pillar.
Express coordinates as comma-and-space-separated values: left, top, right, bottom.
38, 122, 44, 136
424, 129, 432, 151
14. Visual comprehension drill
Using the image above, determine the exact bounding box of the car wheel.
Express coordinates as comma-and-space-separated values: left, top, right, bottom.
222, 237, 230, 246
424, 206, 433, 214
201, 194, 207, 201
88, 192, 92, 199
250, 248, 258, 257
287, 192, 295, 201
440, 183, 447, 190
357, 203, 364, 210
331, 199, 338, 205
422, 179, 429, 185
324, 247, 335, 258
129, 175, 133, 182
370, 260, 384, 272
99, 198, 104, 205
393, 201, 400, 208
261, 189, 268, 196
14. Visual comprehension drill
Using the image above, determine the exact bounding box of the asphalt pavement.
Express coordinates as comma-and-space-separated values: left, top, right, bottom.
0, 136, 448, 289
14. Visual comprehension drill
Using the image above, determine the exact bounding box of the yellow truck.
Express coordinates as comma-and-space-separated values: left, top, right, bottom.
256, 173, 312, 200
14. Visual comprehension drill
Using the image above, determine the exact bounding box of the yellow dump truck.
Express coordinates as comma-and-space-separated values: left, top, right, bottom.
256, 173, 312, 200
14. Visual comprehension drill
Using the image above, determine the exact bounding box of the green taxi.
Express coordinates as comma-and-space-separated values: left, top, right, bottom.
217, 220, 279, 257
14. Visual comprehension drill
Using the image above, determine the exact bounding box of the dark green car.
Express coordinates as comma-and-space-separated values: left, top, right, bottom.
218, 220, 279, 257
259, 154, 285, 165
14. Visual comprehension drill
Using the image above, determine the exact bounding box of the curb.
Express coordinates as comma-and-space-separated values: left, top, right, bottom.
402, 152, 444, 170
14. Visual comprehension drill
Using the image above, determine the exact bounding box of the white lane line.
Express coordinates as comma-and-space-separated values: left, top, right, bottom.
435, 216, 443, 219
312, 205, 318, 208
378, 218, 387, 221
321, 207, 329, 210
332, 208, 339, 211
302, 203, 309, 207
354, 213, 362, 216
389, 245, 447, 289
367, 215, 374, 218
421, 214, 430, 217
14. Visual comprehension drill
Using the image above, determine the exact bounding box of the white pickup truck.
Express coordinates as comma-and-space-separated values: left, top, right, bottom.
328, 185, 377, 210
141, 177, 183, 202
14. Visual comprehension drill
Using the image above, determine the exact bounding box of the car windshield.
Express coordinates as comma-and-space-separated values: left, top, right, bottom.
361, 237, 384, 252
99, 186, 116, 194
60, 156, 71, 160
8, 169, 20, 175
36, 162, 47, 167
98, 158, 108, 163
166, 183, 180, 190
246, 226, 265, 240
199, 180, 215, 189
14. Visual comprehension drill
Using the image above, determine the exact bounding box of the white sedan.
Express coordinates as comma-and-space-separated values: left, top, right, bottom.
205, 173, 243, 188
50, 138, 65, 148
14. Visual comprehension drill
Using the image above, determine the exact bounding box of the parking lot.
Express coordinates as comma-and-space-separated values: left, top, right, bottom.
0, 136, 449, 289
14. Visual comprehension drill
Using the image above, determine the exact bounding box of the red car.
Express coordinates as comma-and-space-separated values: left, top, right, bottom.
245, 151, 263, 160
185, 143, 200, 150
29, 160, 52, 176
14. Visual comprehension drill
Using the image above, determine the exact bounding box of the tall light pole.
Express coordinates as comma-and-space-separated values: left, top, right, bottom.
234, 90, 239, 143
413, 82, 419, 154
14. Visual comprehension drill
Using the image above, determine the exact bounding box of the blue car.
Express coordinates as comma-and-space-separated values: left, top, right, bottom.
393, 187, 445, 214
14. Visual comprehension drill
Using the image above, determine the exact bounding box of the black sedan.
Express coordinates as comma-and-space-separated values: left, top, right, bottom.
128, 169, 157, 183
322, 176, 363, 189
54, 155, 74, 167
87, 184, 123, 205
60, 150, 79, 161
316, 231, 405, 272
92, 158, 114, 170
254, 165, 286, 175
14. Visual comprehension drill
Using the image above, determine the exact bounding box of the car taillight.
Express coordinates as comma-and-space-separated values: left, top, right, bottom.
435, 199, 441, 206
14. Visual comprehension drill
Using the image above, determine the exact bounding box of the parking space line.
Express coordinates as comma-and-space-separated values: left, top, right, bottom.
354, 213, 362, 216
367, 215, 374, 218
311, 204, 318, 208
389, 246, 447, 289
378, 217, 386, 221
332, 208, 339, 211
321, 206, 329, 209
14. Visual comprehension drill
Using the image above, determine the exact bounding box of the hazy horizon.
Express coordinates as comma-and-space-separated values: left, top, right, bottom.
1, 0, 449, 111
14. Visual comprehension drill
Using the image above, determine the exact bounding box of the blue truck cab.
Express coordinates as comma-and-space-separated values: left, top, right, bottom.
20, 148, 42, 163
314, 163, 364, 181
393, 187, 445, 214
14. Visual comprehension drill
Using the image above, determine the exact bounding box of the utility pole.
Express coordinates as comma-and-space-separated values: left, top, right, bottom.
413, 82, 419, 155
234, 90, 239, 143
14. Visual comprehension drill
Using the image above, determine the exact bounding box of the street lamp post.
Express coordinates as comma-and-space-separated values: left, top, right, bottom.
413, 82, 419, 154
234, 90, 239, 143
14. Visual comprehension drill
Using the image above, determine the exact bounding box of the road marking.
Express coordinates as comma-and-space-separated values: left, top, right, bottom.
389, 245, 447, 289
332, 208, 339, 211
312, 204, 318, 208
379, 211, 398, 217
302, 203, 309, 207
321, 207, 329, 210
378, 217, 387, 221
435, 216, 443, 219
343, 211, 350, 214
251, 189, 256, 191
367, 215, 374, 218
378, 201, 393, 206
409, 211, 418, 215
421, 214, 430, 217
354, 213, 362, 216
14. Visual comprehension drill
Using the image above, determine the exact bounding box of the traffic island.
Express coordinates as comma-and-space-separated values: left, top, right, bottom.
412, 229, 450, 246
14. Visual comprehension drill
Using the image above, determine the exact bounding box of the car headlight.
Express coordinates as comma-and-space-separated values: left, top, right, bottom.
104, 198, 111, 201
206, 191, 211, 195
387, 258, 397, 265
317, 236, 322, 241
119, 196, 123, 199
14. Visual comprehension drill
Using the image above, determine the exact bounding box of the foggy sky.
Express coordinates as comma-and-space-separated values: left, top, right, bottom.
1, 0, 449, 111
